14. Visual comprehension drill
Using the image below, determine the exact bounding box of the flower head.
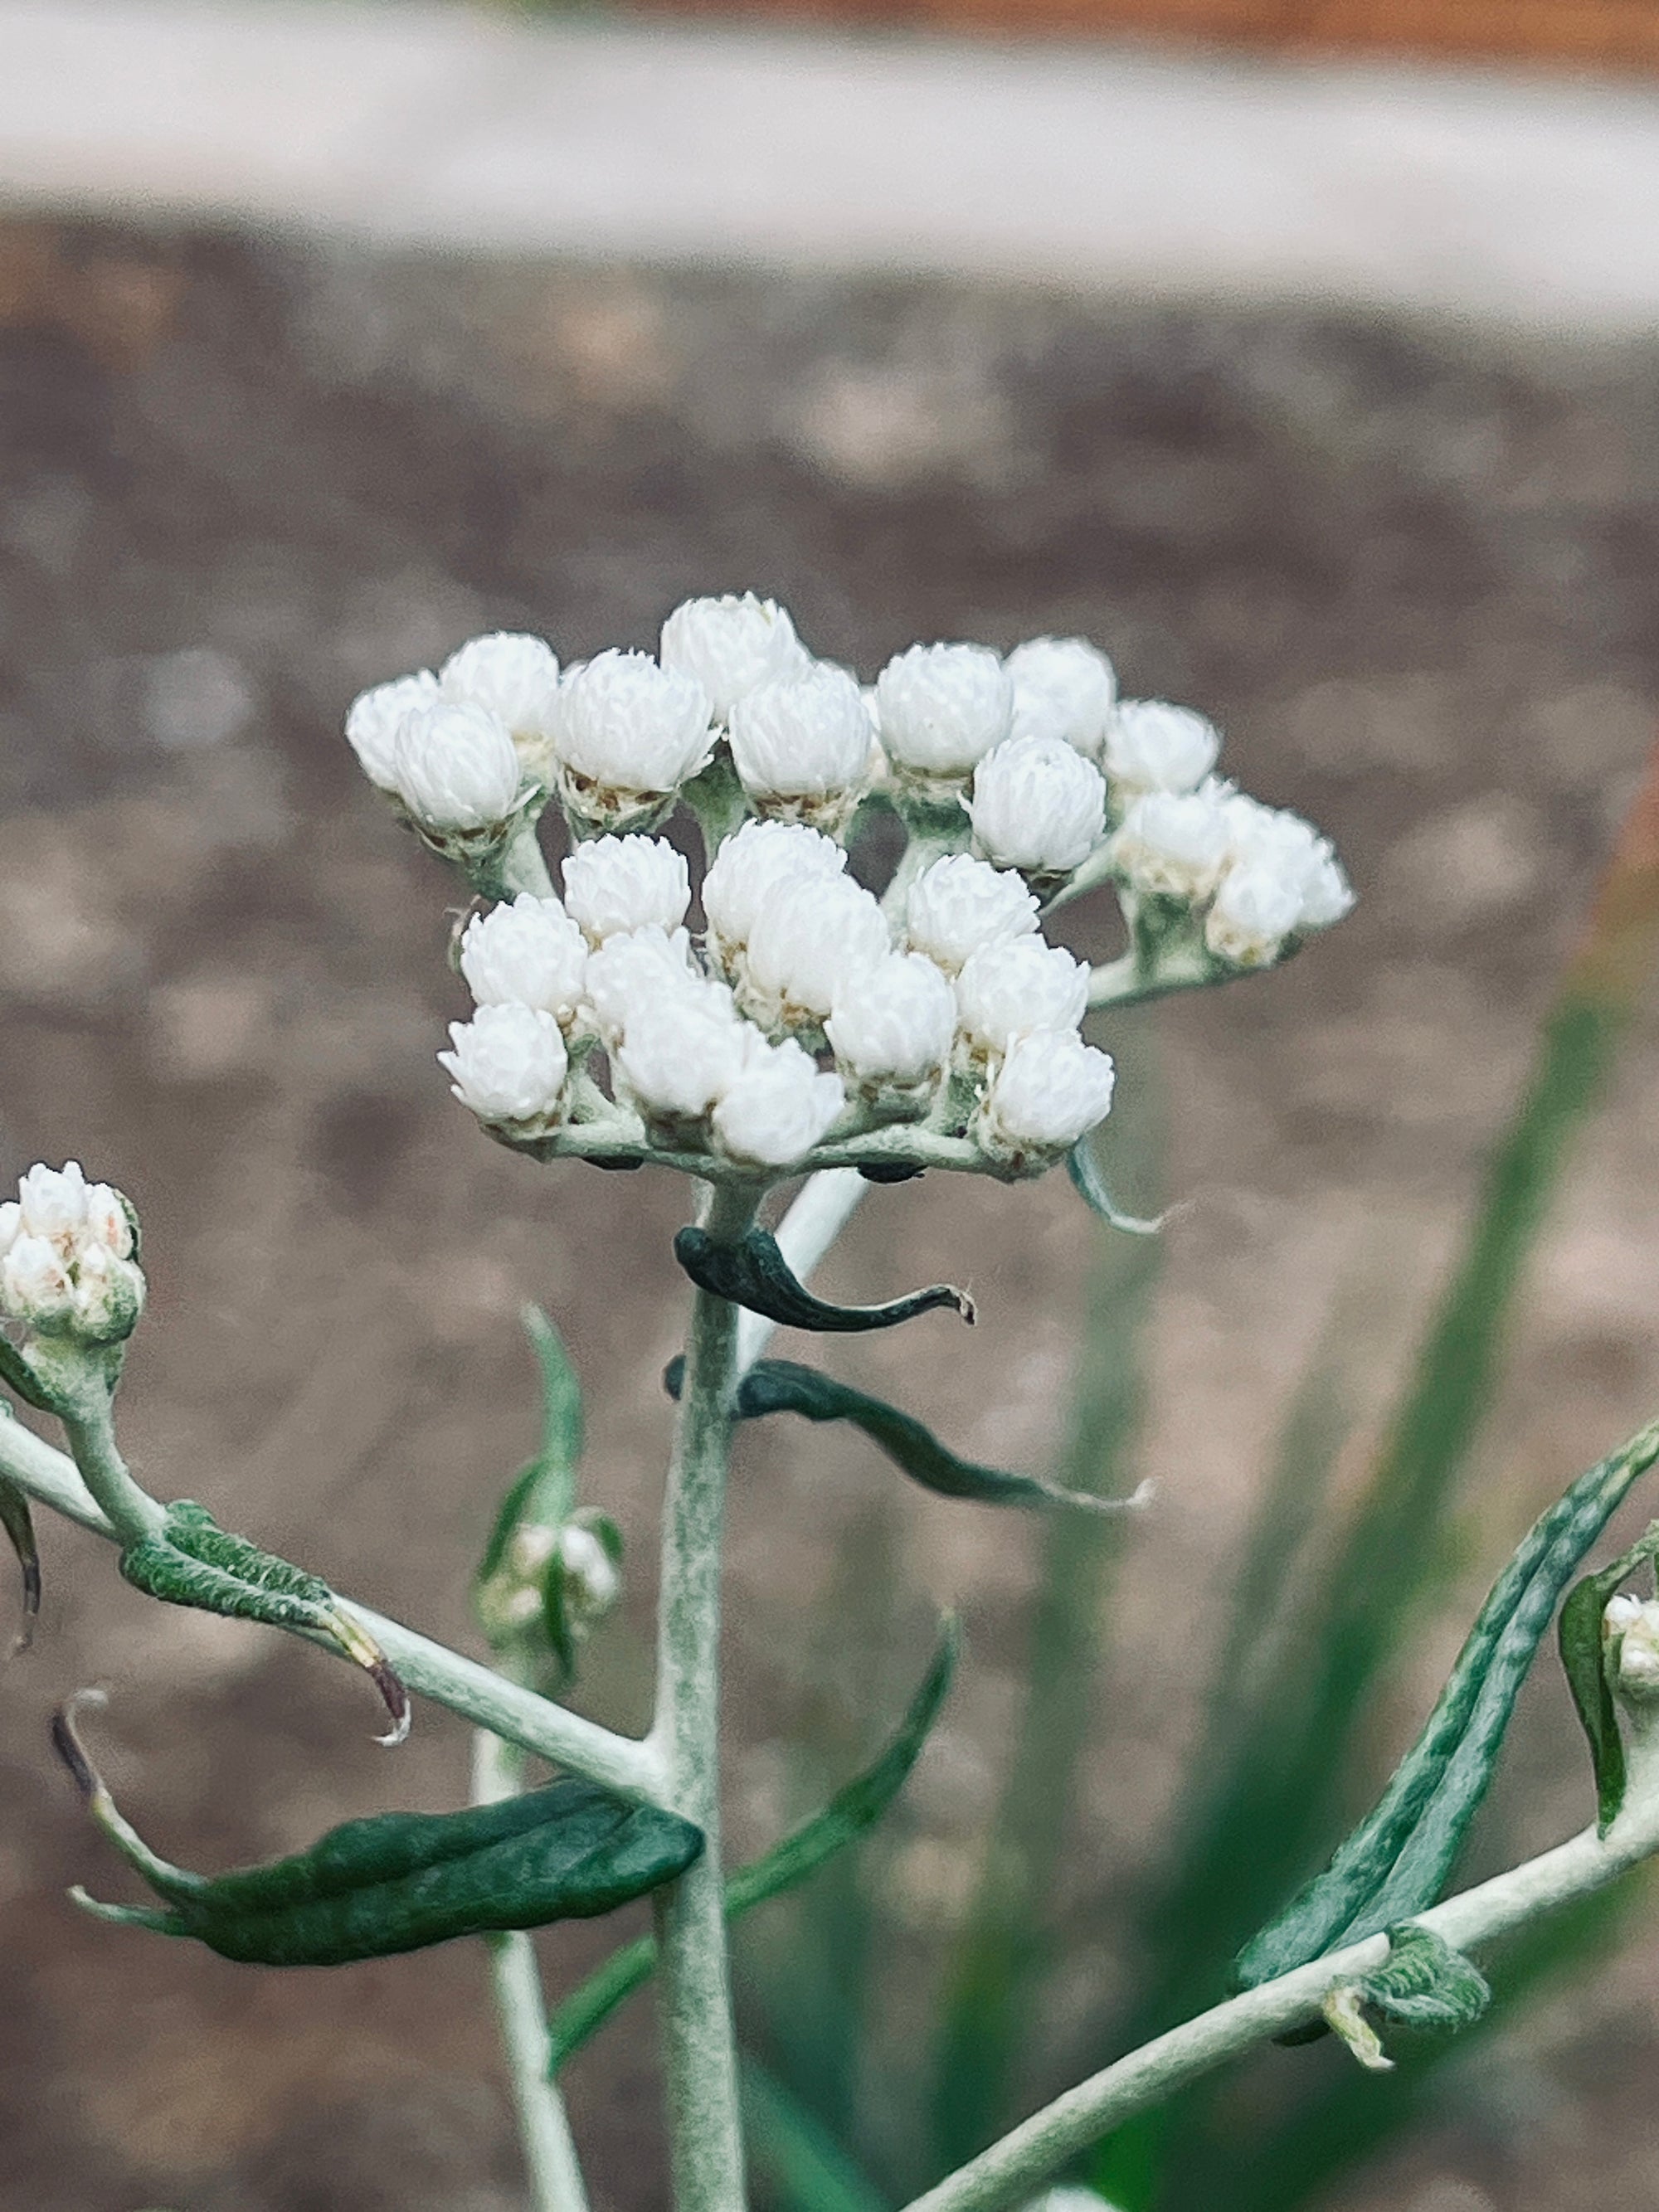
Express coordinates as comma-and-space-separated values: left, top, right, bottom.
562, 835, 691, 946
440, 633, 562, 772
0, 1161, 144, 1340
1108, 785, 1233, 901
977, 1029, 1116, 1161
553, 650, 713, 830
712, 1038, 846, 1167
460, 896, 590, 1024
1104, 699, 1221, 798
581, 926, 702, 1045
1005, 636, 1117, 759
955, 938, 1090, 1057
659, 594, 810, 720
728, 665, 873, 823
392, 700, 524, 832
1204, 866, 1303, 969
875, 643, 1013, 780
966, 735, 1107, 878
612, 991, 761, 1124
440, 1004, 569, 1123
904, 853, 1039, 975
742, 873, 892, 1029
1221, 797, 1355, 931
346, 670, 439, 792
701, 819, 846, 969
826, 952, 957, 1091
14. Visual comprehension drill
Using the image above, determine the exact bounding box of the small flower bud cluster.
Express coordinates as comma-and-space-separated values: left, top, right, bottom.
0, 1162, 144, 1343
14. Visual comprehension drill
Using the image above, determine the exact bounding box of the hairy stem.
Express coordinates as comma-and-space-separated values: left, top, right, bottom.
648, 1179, 762, 2212
901, 1782, 1659, 2212
471, 1723, 591, 2212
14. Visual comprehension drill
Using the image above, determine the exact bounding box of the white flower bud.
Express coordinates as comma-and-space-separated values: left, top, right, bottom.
1104, 699, 1221, 797
742, 874, 892, 1028
345, 669, 439, 791
1606, 1592, 1646, 1633
0, 1202, 19, 1259
85, 1182, 134, 1260
1222, 796, 1355, 932
612, 993, 761, 1122
1108, 785, 1233, 900
701, 819, 846, 964
966, 735, 1107, 877
955, 938, 1089, 1057
557, 1523, 621, 1624
392, 700, 523, 832
554, 649, 713, 824
1005, 637, 1117, 759
826, 952, 957, 1090
1614, 1597, 1659, 1700
460, 896, 590, 1024
712, 1038, 846, 1167
728, 665, 873, 819
903, 853, 1039, 975
562, 835, 691, 946
581, 926, 702, 1045
439, 1004, 569, 1123
18, 1160, 90, 1246
977, 1028, 1116, 1160
1204, 866, 1303, 969
659, 593, 810, 720
875, 643, 1013, 779
439, 633, 561, 766
68, 1239, 146, 1344
2, 1234, 75, 1325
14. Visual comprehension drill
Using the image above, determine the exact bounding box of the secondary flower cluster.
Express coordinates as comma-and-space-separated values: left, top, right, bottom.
0, 1162, 144, 1344
344, 591, 1354, 1178
440, 824, 1116, 1172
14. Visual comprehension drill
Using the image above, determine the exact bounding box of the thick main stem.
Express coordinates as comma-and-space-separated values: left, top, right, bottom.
648, 1180, 761, 2212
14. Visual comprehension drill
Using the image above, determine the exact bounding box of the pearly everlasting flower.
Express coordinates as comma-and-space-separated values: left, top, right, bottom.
955, 938, 1090, 1057
1221, 796, 1355, 932
659, 593, 810, 720
826, 952, 957, 1091
0, 1160, 144, 1339
581, 926, 703, 1045
875, 643, 1013, 780
612, 993, 761, 1123
460, 897, 590, 1025
1005, 637, 1117, 759
903, 853, 1039, 975
562, 835, 691, 946
1204, 866, 1303, 969
1105, 699, 1222, 798
18, 1159, 90, 1247
553, 650, 714, 827
966, 734, 1107, 877
712, 1038, 846, 1167
728, 665, 873, 822
440, 1004, 569, 1123
85, 1182, 134, 1260
977, 1028, 1117, 1161
701, 819, 846, 965
0, 1202, 17, 1259
346, 669, 439, 792
557, 1523, 621, 1624
742, 873, 892, 1029
2, 1235, 75, 1326
439, 633, 561, 769
392, 701, 523, 832
1108, 785, 1233, 901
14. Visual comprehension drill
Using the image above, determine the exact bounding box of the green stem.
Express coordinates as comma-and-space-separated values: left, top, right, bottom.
471, 1723, 591, 2212
59, 1390, 166, 1547
648, 1179, 763, 2212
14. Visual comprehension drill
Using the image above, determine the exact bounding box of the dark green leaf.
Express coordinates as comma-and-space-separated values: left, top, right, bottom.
664, 1359, 1146, 1516
1235, 1417, 1659, 1986
547, 1618, 958, 2069
1357, 1923, 1491, 2033
1558, 1522, 1659, 1833
120, 1500, 409, 1744
674, 1227, 973, 1334
0, 1470, 39, 1653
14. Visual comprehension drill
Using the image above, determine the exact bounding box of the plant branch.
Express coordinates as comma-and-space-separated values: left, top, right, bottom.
0, 1408, 654, 1798
471, 1722, 591, 2212
901, 1787, 1659, 2212
647, 1179, 761, 2212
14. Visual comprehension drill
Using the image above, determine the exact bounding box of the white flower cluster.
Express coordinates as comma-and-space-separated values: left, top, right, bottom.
439, 824, 1116, 1172
0, 1162, 144, 1342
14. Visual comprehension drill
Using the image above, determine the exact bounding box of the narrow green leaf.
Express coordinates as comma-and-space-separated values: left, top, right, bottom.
1558, 1522, 1659, 1833
1066, 1135, 1165, 1236
547, 1619, 958, 2069
476, 1306, 585, 1588
1235, 1417, 1659, 1986
741, 2055, 892, 2212
665, 1359, 1146, 1516
674, 1227, 974, 1334
1358, 1923, 1491, 2033
0, 1471, 40, 1653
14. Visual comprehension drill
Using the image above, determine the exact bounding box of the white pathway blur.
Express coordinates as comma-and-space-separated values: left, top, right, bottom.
2, 0, 1657, 330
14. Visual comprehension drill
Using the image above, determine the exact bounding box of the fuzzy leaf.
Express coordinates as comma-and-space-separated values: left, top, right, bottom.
1358, 1923, 1491, 2032
1558, 1521, 1659, 1834
666, 1358, 1147, 1516
1067, 1137, 1165, 1237
0, 1336, 49, 1414
1235, 1417, 1659, 1986
674, 1227, 974, 1334
0, 1470, 39, 1653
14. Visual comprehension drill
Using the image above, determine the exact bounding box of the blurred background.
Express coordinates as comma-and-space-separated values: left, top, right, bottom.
2, 2, 1659, 2209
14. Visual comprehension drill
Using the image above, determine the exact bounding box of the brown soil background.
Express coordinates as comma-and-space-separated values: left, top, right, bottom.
3, 214, 1659, 2211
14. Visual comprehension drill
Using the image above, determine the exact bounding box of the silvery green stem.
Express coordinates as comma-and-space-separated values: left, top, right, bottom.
501, 821, 557, 898
57, 1390, 167, 1547
470, 1723, 591, 2212
0, 1411, 652, 1795
902, 1777, 1659, 2212
647, 1179, 761, 2212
